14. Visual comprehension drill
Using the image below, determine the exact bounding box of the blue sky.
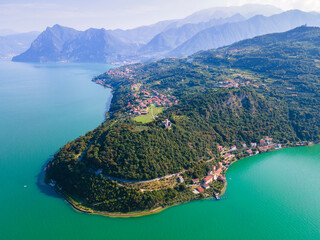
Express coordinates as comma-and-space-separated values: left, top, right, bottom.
0, 0, 319, 32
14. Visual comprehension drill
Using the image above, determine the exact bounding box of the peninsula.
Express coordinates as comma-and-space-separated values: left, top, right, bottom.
46, 26, 320, 216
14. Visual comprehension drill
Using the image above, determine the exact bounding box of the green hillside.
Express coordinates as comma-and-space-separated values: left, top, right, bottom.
46, 26, 320, 214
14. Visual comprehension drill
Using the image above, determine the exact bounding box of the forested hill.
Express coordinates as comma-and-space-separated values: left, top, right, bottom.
46, 26, 320, 213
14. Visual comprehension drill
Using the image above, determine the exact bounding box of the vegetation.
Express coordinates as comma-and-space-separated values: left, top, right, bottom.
46, 26, 320, 214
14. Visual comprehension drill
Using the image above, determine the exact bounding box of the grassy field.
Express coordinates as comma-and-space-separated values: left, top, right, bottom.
134, 104, 164, 123
149, 104, 164, 115
134, 115, 153, 123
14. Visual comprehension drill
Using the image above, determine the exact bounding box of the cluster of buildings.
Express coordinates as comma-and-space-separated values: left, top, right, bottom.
258, 137, 282, 152
217, 137, 282, 158
218, 81, 239, 88
217, 73, 252, 89
191, 136, 284, 194
127, 87, 178, 116
192, 163, 226, 194
105, 66, 137, 80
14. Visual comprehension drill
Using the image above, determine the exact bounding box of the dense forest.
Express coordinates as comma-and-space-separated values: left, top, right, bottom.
46, 26, 320, 213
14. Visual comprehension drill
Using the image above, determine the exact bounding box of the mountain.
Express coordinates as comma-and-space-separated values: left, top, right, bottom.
0, 31, 39, 59
170, 10, 320, 57
110, 20, 177, 44
46, 26, 320, 214
139, 14, 246, 55
178, 4, 282, 25
61, 28, 139, 63
12, 25, 137, 63
135, 4, 282, 55
13, 4, 285, 63
12, 25, 79, 62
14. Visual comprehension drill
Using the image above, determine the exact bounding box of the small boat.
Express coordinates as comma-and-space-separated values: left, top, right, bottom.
24, 185, 27, 188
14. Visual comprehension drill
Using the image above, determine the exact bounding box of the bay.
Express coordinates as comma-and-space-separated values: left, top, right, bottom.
0, 61, 319, 240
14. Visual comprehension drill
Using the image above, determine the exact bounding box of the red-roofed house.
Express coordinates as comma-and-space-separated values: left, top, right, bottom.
260, 139, 266, 146
192, 178, 199, 184
251, 143, 257, 148
202, 175, 213, 185
196, 186, 204, 193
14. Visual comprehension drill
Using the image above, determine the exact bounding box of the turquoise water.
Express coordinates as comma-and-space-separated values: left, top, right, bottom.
0, 61, 319, 240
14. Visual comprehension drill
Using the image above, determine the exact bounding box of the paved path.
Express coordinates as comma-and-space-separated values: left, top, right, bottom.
103, 170, 186, 184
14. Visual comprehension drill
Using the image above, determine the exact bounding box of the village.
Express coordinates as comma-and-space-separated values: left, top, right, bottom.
190, 137, 283, 196
127, 84, 178, 117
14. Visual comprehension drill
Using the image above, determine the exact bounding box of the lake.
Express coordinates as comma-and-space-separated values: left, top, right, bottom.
0, 61, 319, 240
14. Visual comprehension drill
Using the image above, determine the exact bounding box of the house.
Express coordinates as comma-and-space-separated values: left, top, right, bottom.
141, 91, 150, 96
260, 139, 266, 146
177, 176, 184, 183
202, 175, 213, 185
203, 184, 210, 189
230, 145, 237, 151
215, 168, 223, 175
162, 119, 172, 129
275, 144, 282, 149
241, 143, 247, 148
223, 153, 234, 160
217, 145, 223, 151
246, 149, 253, 155
195, 186, 204, 193
251, 143, 257, 148
191, 178, 199, 184
258, 146, 268, 152
218, 176, 226, 182
223, 153, 230, 159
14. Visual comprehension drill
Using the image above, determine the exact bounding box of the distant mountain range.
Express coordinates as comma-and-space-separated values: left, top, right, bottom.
0, 32, 39, 60
169, 10, 320, 57
11, 4, 319, 64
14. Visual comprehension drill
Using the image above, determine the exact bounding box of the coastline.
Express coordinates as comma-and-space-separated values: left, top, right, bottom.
65, 195, 165, 217
46, 76, 317, 218
56, 144, 316, 217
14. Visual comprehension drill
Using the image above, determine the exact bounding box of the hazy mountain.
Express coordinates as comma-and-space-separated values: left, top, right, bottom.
12, 4, 287, 63
170, 10, 320, 57
12, 25, 138, 63
110, 20, 177, 44
0, 31, 39, 59
139, 14, 246, 55
12, 25, 79, 62
109, 4, 281, 45
178, 4, 282, 25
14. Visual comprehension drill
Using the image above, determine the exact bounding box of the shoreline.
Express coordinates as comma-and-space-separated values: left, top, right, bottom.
53, 143, 316, 218
47, 79, 317, 218
65, 194, 165, 217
